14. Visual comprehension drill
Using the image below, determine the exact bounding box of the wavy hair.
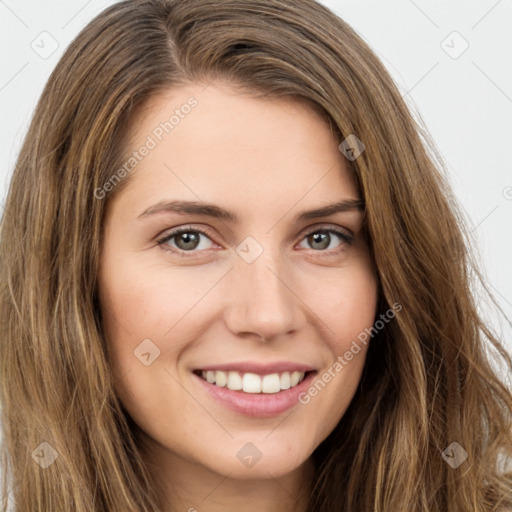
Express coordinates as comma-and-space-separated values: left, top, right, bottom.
1, 0, 511, 510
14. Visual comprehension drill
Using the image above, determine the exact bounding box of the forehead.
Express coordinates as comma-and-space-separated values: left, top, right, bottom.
110, 81, 359, 220
127, 80, 337, 150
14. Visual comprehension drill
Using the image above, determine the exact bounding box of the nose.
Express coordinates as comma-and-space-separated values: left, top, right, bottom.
222, 243, 304, 343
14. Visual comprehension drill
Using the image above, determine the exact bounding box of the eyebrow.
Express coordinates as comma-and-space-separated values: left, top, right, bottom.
138, 198, 364, 223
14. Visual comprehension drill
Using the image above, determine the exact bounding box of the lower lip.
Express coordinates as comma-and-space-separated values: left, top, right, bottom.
192, 371, 317, 418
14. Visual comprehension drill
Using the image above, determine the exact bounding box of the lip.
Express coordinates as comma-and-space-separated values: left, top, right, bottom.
194, 361, 315, 375
192, 369, 317, 418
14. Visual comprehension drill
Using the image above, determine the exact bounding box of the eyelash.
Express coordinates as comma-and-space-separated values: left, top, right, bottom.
156, 225, 354, 258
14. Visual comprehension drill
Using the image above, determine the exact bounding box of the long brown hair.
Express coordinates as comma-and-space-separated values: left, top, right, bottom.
1, 0, 511, 510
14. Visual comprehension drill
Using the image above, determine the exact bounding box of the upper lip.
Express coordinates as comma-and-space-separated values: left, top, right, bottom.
194, 361, 316, 375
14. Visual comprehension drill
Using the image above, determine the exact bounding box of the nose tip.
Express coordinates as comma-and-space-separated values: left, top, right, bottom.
223, 251, 303, 343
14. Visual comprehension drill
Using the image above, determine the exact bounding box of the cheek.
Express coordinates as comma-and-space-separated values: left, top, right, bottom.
98, 256, 176, 379
98, 259, 204, 445
299, 259, 377, 437
98, 251, 232, 400
99, 254, 208, 342
309, 256, 378, 341
336, 266, 378, 341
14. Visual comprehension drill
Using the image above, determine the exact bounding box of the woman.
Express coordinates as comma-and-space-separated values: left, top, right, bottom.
0, 0, 511, 510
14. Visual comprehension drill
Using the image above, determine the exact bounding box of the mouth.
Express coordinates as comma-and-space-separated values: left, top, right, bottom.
193, 369, 314, 394
191, 367, 318, 418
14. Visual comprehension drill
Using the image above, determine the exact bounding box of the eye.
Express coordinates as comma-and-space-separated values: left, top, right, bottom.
156, 225, 354, 258
156, 226, 216, 255
297, 226, 353, 254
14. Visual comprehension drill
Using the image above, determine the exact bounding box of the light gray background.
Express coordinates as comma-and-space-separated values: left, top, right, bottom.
1, 1, 511, 356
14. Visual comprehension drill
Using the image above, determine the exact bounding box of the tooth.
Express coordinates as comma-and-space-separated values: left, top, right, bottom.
202, 368, 308, 392
227, 371, 242, 391
262, 373, 281, 393
215, 370, 227, 387
280, 371, 291, 390
242, 373, 262, 393
290, 371, 302, 387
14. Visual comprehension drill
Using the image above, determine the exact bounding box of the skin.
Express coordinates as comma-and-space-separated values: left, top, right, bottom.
97, 80, 378, 512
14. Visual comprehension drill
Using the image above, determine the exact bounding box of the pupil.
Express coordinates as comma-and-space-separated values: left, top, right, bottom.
310, 232, 329, 250
177, 232, 199, 250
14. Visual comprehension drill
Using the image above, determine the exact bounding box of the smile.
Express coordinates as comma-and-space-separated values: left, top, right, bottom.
192, 365, 318, 417
194, 369, 309, 394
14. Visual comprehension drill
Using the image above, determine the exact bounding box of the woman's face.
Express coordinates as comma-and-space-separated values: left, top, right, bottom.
98, 81, 378, 483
